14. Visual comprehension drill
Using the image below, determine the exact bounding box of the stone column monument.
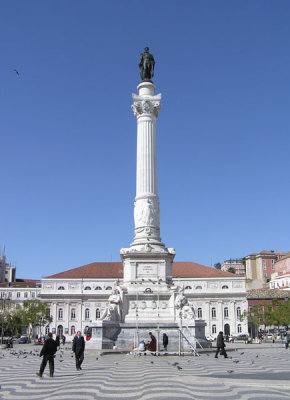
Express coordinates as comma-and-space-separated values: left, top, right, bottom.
92, 48, 210, 350
121, 47, 175, 290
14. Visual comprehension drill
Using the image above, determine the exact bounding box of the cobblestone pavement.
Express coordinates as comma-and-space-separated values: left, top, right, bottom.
0, 343, 289, 399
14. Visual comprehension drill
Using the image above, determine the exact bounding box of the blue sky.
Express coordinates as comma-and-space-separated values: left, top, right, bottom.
1, 1, 290, 279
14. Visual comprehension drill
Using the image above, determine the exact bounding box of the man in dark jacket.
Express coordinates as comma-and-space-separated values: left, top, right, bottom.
162, 333, 169, 351
37, 332, 58, 377
215, 331, 228, 358
72, 331, 85, 370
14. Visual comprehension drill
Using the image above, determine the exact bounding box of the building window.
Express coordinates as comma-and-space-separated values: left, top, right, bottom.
17, 292, 21, 298
185, 286, 192, 290
211, 308, 216, 319
24, 292, 28, 298
237, 307, 241, 318
212, 324, 217, 334
197, 308, 202, 318
45, 326, 50, 335
224, 307, 229, 318
263, 264, 266, 270
58, 286, 65, 290
71, 325, 76, 335
106, 286, 112, 290
84, 286, 91, 290
264, 273, 267, 278
237, 324, 242, 333
222, 285, 229, 289
95, 286, 102, 290
8, 292, 12, 298
96, 309, 101, 319
195, 286, 202, 290
31, 292, 35, 298
58, 308, 63, 320
85, 308, 90, 320
71, 308, 76, 320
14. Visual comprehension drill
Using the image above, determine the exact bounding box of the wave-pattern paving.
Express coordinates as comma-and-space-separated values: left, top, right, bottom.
0, 344, 290, 399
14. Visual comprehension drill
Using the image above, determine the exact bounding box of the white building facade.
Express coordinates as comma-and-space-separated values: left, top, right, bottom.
40, 262, 247, 341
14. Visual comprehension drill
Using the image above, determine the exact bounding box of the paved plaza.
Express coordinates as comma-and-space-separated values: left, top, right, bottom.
0, 342, 289, 399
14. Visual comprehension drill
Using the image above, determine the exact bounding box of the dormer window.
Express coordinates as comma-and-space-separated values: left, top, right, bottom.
195, 286, 202, 290
106, 286, 112, 290
58, 286, 65, 290
84, 286, 91, 290
185, 286, 192, 290
222, 285, 229, 289
95, 286, 102, 290
145, 288, 152, 293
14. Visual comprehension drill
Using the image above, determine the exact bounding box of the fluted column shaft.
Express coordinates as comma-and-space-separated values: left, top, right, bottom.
130, 82, 163, 249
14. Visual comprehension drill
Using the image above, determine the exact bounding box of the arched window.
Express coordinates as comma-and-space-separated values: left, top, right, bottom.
96, 309, 101, 319
197, 308, 202, 318
236, 307, 241, 318
237, 324, 242, 333
106, 286, 112, 290
211, 307, 216, 319
71, 325, 76, 335
95, 286, 102, 290
84, 286, 91, 290
85, 308, 90, 320
185, 286, 192, 290
58, 308, 63, 320
195, 285, 202, 290
212, 324, 217, 334
224, 307, 229, 318
71, 308, 76, 320
222, 285, 229, 289
145, 288, 152, 293
58, 286, 65, 290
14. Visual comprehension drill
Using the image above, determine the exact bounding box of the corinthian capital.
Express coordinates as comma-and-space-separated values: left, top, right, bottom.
131, 93, 162, 117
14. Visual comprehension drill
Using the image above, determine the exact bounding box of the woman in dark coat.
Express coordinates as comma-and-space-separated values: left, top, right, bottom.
147, 332, 156, 352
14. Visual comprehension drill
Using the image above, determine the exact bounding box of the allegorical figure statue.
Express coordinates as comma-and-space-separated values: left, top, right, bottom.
139, 47, 155, 81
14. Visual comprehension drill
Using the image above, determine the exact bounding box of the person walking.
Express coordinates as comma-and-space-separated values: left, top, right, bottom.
215, 331, 228, 358
162, 333, 168, 351
62, 335, 66, 346
37, 332, 57, 378
55, 334, 60, 349
72, 331, 85, 370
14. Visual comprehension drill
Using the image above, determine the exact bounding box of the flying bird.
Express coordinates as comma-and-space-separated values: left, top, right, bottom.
13, 69, 19, 76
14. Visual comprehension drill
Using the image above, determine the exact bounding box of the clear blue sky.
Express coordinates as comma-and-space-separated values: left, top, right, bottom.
1, 1, 290, 279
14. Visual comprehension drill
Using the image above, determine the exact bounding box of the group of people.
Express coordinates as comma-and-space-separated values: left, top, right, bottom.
37, 331, 85, 378
138, 332, 169, 352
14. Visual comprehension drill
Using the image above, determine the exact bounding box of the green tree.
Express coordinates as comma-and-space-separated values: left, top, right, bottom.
228, 267, 236, 274
21, 300, 51, 336
214, 263, 221, 270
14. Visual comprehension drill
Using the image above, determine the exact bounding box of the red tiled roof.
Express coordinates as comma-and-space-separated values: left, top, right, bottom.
45, 262, 236, 279
0, 279, 38, 288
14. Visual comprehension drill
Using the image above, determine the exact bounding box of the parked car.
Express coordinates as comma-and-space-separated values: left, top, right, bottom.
19, 335, 31, 344
232, 334, 250, 342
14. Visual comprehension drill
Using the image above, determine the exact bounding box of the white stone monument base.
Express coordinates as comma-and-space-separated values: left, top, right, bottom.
86, 320, 211, 350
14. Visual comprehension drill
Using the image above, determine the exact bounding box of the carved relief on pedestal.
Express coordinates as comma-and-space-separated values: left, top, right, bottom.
134, 197, 160, 228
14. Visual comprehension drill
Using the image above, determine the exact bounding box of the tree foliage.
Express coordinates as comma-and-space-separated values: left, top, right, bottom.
21, 300, 51, 330
214, 262, 221, 270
